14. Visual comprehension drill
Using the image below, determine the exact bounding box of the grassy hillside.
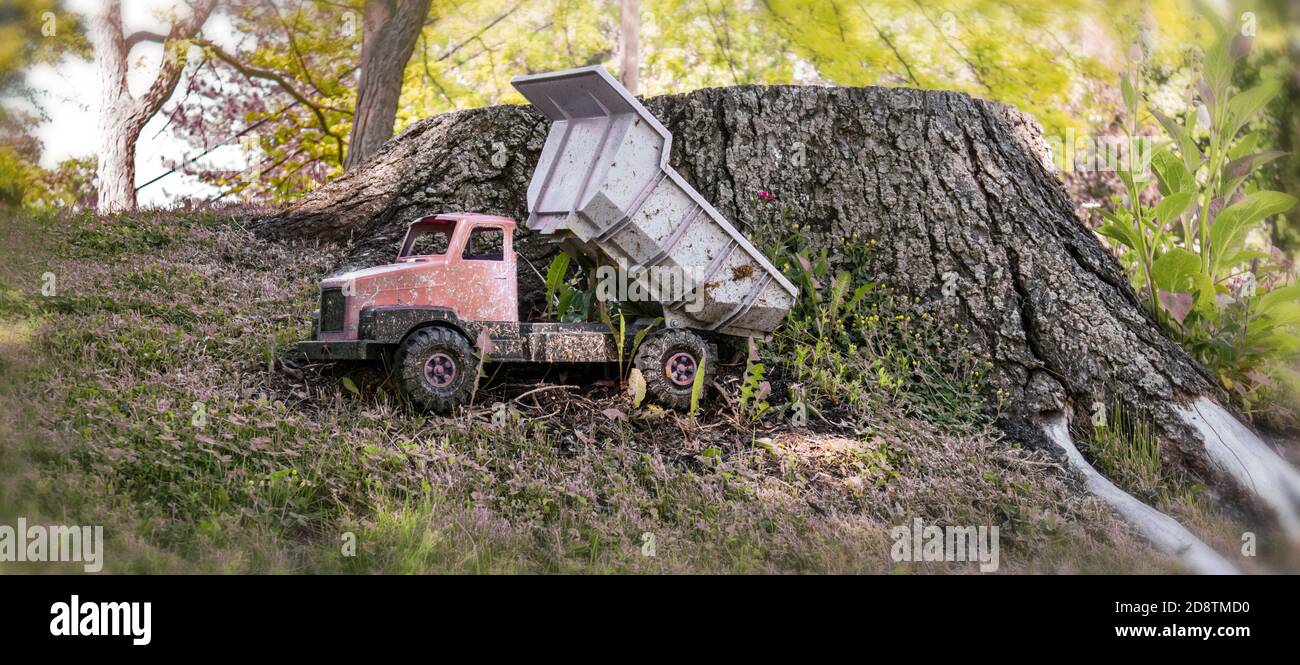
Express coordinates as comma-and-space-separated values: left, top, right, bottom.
0, 207, 1190, 573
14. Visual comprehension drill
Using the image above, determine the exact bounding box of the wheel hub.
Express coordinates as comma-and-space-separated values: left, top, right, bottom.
665, 351, 698, 387
423, 352, 457, 388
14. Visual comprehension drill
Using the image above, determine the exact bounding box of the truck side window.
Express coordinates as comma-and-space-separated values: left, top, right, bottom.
406, 228, 451, 256
463, 227, 504, 261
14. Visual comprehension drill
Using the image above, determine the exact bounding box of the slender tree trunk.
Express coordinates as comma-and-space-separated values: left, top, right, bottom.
89, 0, 216, 215
344, 0, 432, 172
91, 0, 135, 213
618, 0, 640, 95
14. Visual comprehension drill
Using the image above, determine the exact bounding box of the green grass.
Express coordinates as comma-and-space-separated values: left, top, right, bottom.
1085, 401, 1163, 499
0, 206, 1181, 573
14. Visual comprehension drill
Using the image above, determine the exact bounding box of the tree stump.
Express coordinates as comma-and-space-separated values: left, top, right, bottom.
259, 84, 1300, 565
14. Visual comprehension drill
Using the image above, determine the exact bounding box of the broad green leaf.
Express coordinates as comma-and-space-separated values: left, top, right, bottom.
1151, 248, 1201, 292
843, 282, 875, 314
1209, 191, 1297, 275
1151, 149, 1196, 196
340, 376, 359, 396
1256, 283, 1300, 318
543, 251, 571, 318
1218, 249, 1271, 271
1154, 191, 1195, 227
1120, 74, 1138, 116
1193, 272, 1218, 318
1097, 220, 1140, 252
1151, 109, 1201, 175
1228, 131, 1262, 160
689, 357, 707, 416
1223, 79, 1281, 142
627, 368, 647, 408
1202, 36, 1235, 103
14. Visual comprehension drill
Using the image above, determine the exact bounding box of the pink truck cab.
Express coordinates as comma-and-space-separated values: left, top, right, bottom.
310, 213, 518, 344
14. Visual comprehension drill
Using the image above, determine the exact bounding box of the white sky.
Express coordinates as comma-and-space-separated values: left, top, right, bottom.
25, 0, 245, 206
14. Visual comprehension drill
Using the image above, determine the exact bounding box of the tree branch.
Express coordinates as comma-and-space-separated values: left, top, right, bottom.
910, 0, 991, 94
124, 30, 168, 52
133, 0, 219, 125
856, 1, 919, 87
196, 38, 349, 165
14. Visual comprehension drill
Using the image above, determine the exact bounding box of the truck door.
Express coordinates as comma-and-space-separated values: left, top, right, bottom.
453, 224, 517, 322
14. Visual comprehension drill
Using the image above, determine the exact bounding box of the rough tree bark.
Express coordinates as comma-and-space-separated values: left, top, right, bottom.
343, 0, 433, 172
258, 84, 1300, 567
90, 0, 216, 214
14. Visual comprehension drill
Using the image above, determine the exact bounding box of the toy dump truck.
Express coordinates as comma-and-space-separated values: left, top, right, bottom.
297, 66, 797, 412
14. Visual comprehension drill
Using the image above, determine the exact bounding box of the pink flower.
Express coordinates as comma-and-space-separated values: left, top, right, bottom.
757, 190, 776, 202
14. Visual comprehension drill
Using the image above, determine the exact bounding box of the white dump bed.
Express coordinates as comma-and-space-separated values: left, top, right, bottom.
511, 66, 797, 338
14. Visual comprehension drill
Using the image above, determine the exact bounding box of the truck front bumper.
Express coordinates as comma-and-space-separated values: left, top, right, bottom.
296, 340, 386, 361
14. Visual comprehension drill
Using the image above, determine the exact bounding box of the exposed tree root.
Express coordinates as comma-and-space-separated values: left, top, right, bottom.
1040, 413, 1238, 575
1177, 397, 1300, 541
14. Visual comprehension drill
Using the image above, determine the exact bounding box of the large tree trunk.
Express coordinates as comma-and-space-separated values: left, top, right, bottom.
258, 84, 1300, 567
344, 0, 432, 172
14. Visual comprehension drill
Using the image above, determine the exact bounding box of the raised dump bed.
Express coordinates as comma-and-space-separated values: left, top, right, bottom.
511, 66, 797, 339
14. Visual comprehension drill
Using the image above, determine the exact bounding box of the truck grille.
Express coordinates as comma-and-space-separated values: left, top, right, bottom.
319, 288, 345, 332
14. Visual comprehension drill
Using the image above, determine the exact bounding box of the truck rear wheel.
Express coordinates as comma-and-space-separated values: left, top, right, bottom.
634, 329, 715, 410
395, 326, 476, 414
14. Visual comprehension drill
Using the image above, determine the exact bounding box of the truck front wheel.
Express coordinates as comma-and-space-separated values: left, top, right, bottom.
634, 329, 715, 410
395, 326, 477, 414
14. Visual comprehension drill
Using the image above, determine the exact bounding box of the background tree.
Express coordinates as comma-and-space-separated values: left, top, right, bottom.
345, 0, 434, 170
617, 0, 639, 94
89, 0, 216, 213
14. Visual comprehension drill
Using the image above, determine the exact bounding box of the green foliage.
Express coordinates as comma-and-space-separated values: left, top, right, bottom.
20, 156, 97, 210
1, 1, 89, 208
1099, 23, 1299, 423
625, 316, 661, 381
0, 145, 33, 206
737, 358, 769, 421
541, 252, 593, 322
612, 310, 627, 379
1084, 401, 1162, 499
755, 222, 996, 433
764, 0, 1099, 138
626, 367, 647, 407
542, 251, 570, 319
688, 356, 706, 416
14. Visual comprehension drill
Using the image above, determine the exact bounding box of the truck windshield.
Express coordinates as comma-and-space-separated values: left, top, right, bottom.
400, 221, 454, 258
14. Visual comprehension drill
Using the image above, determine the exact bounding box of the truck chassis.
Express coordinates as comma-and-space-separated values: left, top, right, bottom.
299, 306, 717, 411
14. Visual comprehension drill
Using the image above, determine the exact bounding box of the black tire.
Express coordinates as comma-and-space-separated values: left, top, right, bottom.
633, 329, 715, 410
395, 326, 476, 414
